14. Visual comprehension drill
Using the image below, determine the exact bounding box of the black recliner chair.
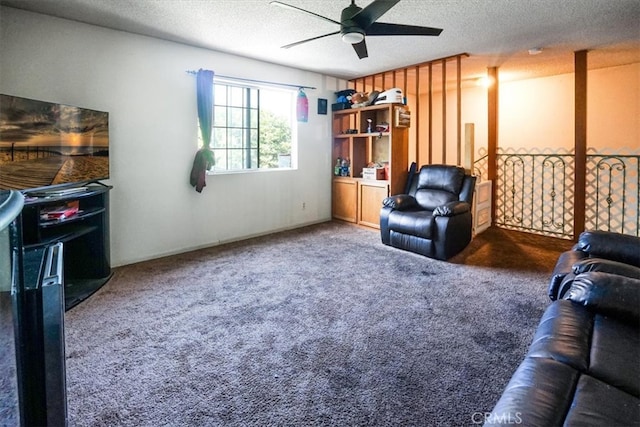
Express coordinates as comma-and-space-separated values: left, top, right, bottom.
380, 164, 476, 260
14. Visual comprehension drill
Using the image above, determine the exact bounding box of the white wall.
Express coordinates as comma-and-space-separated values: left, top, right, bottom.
461, 85, 488, 161
499, 73, 575, 151
498, 62, 640, 152
588, 63, 640, 151
0, 7, 347, 266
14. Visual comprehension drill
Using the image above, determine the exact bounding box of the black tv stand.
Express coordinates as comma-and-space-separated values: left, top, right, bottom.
21, 184, 112, 310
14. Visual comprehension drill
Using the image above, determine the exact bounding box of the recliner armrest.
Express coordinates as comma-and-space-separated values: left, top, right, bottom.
564, 272, 640, 323
433, 201, 470, 217
382, 194, 418, 210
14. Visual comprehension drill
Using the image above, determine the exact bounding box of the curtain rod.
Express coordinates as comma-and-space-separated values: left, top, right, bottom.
186, 70, 315, 90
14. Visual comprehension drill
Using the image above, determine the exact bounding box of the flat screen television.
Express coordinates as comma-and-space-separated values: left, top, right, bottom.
0, 94, 109, 193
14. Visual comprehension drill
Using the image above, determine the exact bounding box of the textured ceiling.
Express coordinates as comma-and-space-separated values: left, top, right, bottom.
1, 0, 639, 82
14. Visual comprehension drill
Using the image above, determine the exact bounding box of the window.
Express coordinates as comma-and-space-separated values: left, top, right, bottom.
205, 79, 296, 172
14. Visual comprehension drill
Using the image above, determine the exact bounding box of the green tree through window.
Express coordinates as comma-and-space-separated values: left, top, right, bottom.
259, 109, 291, 168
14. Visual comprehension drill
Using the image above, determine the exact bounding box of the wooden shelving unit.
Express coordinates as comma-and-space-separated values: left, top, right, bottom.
331, 103, 409, 229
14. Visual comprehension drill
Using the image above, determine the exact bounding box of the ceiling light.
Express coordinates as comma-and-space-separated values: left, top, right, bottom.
528, 47, 543, 55
476, 76, 494, 87
342, 31, 364, 44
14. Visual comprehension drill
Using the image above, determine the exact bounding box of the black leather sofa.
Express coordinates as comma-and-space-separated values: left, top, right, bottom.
485, 231, 640, 426
548, 230, 640, 300
379, 164, 476, 260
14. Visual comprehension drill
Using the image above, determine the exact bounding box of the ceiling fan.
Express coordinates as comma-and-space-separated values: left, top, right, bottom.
270, 0, 443, 59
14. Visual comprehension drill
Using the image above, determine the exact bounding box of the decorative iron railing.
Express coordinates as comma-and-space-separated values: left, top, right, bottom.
473, 147, 639, 239
494, 148, 575, 238
585, 150, 639, 236
473, 147, 489, 182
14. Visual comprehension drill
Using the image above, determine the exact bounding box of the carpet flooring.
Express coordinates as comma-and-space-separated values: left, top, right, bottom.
64, 222, 573, 426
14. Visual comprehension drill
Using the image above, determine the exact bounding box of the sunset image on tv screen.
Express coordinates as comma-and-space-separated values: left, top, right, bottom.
0, 94, 109, 191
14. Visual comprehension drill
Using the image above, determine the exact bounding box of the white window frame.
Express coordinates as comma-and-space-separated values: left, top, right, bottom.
205, 78, 298, 174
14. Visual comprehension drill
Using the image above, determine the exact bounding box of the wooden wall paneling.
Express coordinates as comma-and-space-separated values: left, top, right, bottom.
403, 68, 408, 96
487, 67, 498, 222
574, 50, 588, 240
384, 71, 392, 90
428, 63, 433, 164
402, 67, 417, 168
457, 55, 462, 166
414, 65, 420, 166
442, 59, 447, 164
394, 68, 412, 165
348, 53, 469, 169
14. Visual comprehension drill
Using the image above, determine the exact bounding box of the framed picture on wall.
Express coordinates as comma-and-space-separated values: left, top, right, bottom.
317, 98, 327, 115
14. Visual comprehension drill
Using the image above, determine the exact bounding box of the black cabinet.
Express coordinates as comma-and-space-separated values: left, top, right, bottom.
22, 185, 112, 310
2, 190, 69, 426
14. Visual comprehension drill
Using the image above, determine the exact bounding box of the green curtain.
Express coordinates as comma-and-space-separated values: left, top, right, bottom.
190, 69, 215, 193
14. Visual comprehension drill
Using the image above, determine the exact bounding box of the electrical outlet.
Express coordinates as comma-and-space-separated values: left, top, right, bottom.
302, 202, 306, 210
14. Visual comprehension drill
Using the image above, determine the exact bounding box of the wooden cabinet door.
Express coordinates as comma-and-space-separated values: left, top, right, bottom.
358, 181, 389, 229
332, 178, 358, 223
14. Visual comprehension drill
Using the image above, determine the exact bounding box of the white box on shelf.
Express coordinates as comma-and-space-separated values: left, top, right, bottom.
362, 167, 385, 180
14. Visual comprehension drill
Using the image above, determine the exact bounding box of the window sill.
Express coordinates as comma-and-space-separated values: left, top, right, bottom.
206, 167, 297, 176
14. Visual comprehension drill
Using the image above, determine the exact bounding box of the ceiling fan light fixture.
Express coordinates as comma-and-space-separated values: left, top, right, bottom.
274, 0, 442, 58
342, 31, 364, 44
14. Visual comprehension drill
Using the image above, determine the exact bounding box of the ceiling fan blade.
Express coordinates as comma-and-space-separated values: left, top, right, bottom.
366, 22, 443, 36
352, 39, 368, 59
269, 1, 341, 26
352, 0, 401, 29
281, 31, 341, 49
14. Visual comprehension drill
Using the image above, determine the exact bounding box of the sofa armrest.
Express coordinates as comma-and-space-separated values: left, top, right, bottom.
382, 194, 418, 211
556, 274, 577, 301
576, 231, 640, 267
572, 258, 640, 279
551, 256, 640, 301
433, 201, 470, 217
564, 272, 640, 323
548, 250, 589, 300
